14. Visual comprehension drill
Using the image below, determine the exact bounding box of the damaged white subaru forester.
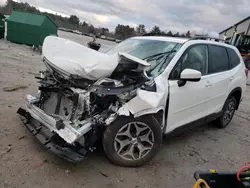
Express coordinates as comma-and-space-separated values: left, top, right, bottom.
18, 35, 248, 167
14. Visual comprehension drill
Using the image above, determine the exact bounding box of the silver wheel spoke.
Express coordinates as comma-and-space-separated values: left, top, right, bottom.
137, 143, 151, 159
116, 123, 132, 138
133, 122, 148, 136
223, 116, 227, 122
229, 110, 234, 117
228, 102, 235, 111
121, 144, 136, 160
115, 138, 133, 154
139, 129, 154, 146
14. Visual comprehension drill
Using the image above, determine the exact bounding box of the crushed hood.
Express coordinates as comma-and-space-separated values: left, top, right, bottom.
42, 36, 150, 80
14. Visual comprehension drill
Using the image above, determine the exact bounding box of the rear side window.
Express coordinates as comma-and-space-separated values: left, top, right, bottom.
227, 48, 240, 69
208, 45, 229, 74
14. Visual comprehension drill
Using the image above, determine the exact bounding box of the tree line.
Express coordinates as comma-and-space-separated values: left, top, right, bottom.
0, 0, 192, 40
115, 24, 191, 39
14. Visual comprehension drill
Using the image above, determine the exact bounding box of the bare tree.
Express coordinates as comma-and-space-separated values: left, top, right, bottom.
136, 24, 146, 35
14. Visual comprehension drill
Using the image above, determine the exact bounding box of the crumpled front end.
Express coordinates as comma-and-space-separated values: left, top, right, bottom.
18, 65, 151, 162
17, 36, 169, 162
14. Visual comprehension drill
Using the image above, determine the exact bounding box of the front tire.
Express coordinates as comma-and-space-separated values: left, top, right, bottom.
102, 115, 162, 167
215, 96, 237, 128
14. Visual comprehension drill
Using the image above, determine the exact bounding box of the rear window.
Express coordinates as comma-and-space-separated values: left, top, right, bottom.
227, 48, 241, 69
208, 45, 229, 74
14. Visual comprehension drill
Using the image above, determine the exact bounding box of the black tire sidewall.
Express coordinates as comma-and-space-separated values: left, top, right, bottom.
102, 115, 162, 167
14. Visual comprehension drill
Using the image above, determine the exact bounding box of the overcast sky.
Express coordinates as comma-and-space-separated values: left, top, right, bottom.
1, 0, 249, 35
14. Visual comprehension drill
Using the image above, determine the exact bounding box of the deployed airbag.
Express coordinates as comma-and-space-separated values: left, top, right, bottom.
42, 36, 150, 80
43, 36, 119, 80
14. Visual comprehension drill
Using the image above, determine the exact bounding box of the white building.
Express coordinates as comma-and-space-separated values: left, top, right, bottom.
219, 16, 250, 45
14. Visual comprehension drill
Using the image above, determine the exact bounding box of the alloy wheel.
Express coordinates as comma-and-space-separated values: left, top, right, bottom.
114, 122, 154, 161
223, 101, 235, 125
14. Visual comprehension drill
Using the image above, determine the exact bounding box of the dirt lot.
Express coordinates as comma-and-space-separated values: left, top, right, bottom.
0, 31, 250, 188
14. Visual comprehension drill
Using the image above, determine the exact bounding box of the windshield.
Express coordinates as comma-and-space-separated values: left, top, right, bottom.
106, 38, 182, 77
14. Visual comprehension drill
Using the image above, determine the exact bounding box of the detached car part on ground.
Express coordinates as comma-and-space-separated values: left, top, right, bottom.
18, 36, 247, 167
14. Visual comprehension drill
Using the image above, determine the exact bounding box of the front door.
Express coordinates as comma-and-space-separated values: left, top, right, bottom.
166, 44, 212, 132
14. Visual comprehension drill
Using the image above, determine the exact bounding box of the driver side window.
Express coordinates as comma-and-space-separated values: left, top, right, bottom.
170, 44, 208, 79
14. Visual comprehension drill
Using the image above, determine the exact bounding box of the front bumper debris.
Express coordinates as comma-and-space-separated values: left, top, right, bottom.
17, 108, 88, 163
24, 104, 92, 144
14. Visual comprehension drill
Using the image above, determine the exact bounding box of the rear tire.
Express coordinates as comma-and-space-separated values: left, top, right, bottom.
215, 96, 237, 128
102, 115, 162, 167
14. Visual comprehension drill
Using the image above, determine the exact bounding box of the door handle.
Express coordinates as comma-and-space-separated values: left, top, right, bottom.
230, 76, 234, 81
205, 81, 212, 87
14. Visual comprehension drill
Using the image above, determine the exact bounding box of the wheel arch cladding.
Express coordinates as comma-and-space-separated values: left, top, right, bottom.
228, 87, 242, 110
152, 109, 164, 127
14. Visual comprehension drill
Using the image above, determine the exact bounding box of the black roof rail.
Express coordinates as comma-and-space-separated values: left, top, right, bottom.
141, 33, 190, 39
190, 36, 226, 43
141, 33, 169, 37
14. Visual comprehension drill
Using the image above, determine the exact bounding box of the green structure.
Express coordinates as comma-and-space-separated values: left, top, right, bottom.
6, 10, 57, 46
0, 13, 5, 39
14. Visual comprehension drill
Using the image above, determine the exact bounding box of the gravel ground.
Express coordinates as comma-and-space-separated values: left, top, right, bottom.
0, 31, 250, 188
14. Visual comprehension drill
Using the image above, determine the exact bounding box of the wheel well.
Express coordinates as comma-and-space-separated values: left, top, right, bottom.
228, 88, 242, 110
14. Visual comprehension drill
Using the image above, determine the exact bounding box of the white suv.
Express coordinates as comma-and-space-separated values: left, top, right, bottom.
18, 35, 248, 167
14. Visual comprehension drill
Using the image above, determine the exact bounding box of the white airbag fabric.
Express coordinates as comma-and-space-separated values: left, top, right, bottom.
42, 36, 150, 80
43, 36, 119, 80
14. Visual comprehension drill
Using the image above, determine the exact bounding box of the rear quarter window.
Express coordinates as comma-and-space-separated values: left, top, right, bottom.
208, 45, 229, 74
227, 48, 241, 69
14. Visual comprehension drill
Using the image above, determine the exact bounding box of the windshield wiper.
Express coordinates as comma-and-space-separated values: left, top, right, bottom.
142, 50, 176, 62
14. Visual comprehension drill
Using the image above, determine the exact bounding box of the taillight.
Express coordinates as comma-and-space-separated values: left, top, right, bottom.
245, 68, 249, 78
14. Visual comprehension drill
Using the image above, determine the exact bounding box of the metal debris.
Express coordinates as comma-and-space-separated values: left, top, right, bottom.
3, 85, 28, 92
28, 71, 40, 76
18, 135, 26, 140
6, 146, 12, 152
99, 171, 109, 177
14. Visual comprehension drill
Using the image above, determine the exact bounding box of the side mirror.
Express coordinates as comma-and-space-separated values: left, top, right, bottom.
178, 69, 201, 87
180, 69, 201, 81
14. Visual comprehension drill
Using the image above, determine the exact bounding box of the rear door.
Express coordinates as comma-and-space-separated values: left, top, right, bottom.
205, 45, 239, 115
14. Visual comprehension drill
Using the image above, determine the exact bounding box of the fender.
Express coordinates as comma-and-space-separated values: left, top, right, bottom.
225, 87, 242, 109
118, 105, 166, 127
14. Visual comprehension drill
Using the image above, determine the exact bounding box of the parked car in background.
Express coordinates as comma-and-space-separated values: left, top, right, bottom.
115, 39, 122, 43
18, 35, 247, 167
100, 35, 106, 39
73, 30, 82, 35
